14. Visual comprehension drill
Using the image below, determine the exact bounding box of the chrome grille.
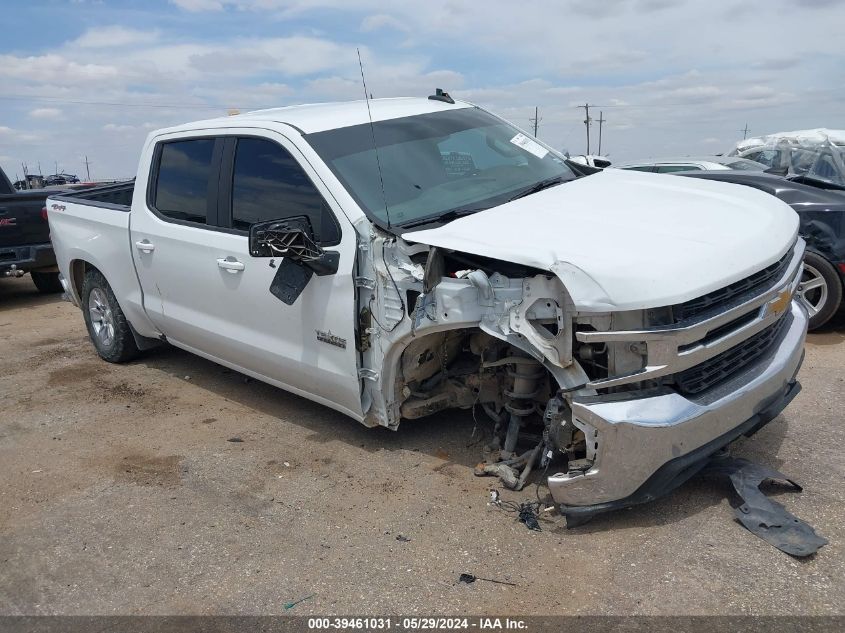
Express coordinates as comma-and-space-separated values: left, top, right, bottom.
576, 239, 804, 392
673, 249, 793, 323
674, 313, 790, 395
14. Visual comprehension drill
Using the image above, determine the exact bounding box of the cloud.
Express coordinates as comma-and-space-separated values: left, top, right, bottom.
361, 14, 410, 32
29, 107, 63, 119
3, 0, 845, 180
103, 123, 135, 132
0, 54, 119, 84
169, 0, 224, 11
73, 26, 158, 48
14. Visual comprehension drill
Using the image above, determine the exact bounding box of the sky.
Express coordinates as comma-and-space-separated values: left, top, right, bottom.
1, 0, 843, 181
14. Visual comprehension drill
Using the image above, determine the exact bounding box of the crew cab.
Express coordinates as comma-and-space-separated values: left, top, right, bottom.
47, 96, 808, 521
0, 165, 65, 292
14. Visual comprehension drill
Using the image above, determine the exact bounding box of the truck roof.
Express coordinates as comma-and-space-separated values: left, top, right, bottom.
153, 96, 473, 136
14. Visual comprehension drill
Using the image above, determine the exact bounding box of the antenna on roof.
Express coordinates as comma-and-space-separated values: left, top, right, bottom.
357, 48, 390, 228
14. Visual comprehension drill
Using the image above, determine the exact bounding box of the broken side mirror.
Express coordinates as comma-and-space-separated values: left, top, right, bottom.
249, 216, 340, 305
249, 216, 339, 275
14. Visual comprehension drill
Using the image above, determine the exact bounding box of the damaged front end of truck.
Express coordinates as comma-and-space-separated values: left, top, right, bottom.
354, 221, 808, 522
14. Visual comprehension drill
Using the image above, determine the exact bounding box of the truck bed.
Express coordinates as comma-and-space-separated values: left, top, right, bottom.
49, 180, 135, 211
47, 180, 157, 339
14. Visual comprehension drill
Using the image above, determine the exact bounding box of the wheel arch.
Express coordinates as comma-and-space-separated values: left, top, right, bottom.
72, 259, 162, 352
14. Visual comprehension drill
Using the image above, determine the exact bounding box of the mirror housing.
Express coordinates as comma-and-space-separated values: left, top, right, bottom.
250, 215, 339, 306
249, 215, 339, 277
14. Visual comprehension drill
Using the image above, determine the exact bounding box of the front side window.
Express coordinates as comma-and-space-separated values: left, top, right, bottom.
305, 108, 575, 228
230, 138, 339, 244
153, 139, 215, 224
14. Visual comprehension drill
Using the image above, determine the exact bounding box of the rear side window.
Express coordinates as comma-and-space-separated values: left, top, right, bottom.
153, 139, 216, 224
230, 138, 339, 244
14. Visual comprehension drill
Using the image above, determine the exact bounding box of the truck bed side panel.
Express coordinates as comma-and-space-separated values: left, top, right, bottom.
47, 198, 159, 339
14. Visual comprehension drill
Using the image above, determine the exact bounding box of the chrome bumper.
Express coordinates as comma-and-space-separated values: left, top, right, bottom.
548, 299, 807, 509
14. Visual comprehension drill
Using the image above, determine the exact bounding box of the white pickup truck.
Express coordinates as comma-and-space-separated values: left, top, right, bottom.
47, 95, 808, 521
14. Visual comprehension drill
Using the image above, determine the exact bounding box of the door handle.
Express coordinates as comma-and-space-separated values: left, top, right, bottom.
217, 258, 245, 273
135, 240, 155, 253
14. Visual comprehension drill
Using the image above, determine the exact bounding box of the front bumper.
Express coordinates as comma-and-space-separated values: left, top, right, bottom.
548, 300, 807, 514
0, 243, 56, 274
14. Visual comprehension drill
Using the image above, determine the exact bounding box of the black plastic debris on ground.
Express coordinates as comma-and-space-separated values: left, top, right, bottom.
518, 504, 541, 531
704, 455, 828, 557
490, 492, 542, 531
227, 437, 244, 443
458, 573, 517, 586
395, 534, 411, 542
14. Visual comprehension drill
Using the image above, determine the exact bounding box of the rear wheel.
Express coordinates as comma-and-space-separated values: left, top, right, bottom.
30, 271, 63, 294
797, 251, 843, 331
81, 269, 139, 363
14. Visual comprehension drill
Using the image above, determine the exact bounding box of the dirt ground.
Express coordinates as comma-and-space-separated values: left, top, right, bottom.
0, 274, 843, 616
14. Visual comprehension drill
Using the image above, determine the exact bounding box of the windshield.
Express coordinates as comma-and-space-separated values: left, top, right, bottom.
305, 108, 575, 228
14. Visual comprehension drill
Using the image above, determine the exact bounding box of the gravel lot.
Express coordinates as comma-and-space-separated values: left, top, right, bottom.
1, 274, 843, 615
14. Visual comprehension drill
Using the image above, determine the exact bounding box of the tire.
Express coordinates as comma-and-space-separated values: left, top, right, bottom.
798, 251, 843, 331
30, 271, 63, 294
81, 268, 139, 363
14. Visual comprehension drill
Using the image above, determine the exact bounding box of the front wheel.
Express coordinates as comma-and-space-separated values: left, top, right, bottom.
81, 269, 139, 363
30, 271, 63, 294
797, 251, 843, 331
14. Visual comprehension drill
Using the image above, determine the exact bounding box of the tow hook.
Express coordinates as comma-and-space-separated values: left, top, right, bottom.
2, 265, 25, 278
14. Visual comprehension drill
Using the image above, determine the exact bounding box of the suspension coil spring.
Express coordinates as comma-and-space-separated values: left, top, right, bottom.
503, 361, 545, 416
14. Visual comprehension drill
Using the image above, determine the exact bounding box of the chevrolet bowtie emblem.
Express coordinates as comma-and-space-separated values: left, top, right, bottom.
767, 288, 793, 317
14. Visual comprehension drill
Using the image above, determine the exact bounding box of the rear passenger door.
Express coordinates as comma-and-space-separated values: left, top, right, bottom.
131, 135, 227, 351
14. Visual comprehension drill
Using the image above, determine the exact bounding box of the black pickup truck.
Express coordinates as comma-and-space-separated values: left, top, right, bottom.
0, 166, 65, 293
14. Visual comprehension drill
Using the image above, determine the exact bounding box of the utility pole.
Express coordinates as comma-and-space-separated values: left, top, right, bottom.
83, 155, 92, 181
741, 123, 750, 140
577, 103, 593, 154
597, 111, 606, 155
529, 106, 542, 137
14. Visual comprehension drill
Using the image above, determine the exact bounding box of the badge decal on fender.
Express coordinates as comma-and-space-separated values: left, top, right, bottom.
316, 329, 346, 349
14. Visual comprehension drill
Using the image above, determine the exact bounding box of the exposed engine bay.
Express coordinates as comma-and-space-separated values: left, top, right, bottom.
355, 232, 653, 493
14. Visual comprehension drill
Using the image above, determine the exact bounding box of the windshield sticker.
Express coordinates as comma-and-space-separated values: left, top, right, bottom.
510, 133, 549, 159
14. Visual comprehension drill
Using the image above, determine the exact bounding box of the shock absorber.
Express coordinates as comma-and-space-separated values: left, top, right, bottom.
501, 357, 545, 458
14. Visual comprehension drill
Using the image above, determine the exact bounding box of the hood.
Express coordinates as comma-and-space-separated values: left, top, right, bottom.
403, 169, 799, 311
